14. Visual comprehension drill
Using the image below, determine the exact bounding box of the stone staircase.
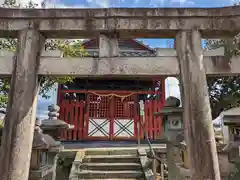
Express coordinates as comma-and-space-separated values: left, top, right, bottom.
69, 148, 146, 180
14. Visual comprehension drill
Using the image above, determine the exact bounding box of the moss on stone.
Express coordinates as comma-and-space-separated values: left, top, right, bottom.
0, 119, 3, 129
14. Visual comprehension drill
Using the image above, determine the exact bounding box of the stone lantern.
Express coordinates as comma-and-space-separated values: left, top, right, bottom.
222, 107, 240, 163
40, 104, 74, 140
154, 96, 184, 144
29, 119, 62, 180
154, 96, 186, 180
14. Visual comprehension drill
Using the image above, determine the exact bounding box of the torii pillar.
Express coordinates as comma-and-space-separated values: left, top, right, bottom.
0, 28, 45, 180
175, 29, 221, 180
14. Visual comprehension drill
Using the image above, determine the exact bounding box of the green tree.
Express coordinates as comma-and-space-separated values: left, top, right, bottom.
0, 0, 87, 109
204, 1, 240, 119
207, 76, 240, 119
205, 22, 240, 119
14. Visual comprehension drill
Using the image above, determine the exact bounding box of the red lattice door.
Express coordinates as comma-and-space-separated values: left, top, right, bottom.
85, 92, 138, 140
112, 95, 138, 140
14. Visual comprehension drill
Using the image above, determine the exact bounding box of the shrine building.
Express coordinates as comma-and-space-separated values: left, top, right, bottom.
57, 39, 166, 142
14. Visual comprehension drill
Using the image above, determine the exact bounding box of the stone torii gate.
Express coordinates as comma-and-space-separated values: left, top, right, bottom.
0, 6, 239, 180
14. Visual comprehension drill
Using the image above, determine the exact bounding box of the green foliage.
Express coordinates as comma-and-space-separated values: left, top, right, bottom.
205, 2, 240, 118
0, 0, 87, 107
207, 76, 240, 119
38, 39, 87, 99
0, 120, 3, 129
206, 70, 240, 119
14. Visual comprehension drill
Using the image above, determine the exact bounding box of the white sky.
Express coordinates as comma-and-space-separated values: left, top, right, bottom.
165, 77, 180, 100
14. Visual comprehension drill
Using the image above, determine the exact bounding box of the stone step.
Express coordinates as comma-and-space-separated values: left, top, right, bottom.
85, 149, 138, 156
74, 170, 144, 179
83, 155, 140, 163
79, 162, 142, 171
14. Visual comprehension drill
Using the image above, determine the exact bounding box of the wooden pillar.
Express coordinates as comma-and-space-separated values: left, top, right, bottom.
175, 29, 220, 180
0, 28, 44, 180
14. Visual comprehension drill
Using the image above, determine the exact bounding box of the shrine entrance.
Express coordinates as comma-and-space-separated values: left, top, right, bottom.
86, 92, 138, 140
58, 78, 165, 141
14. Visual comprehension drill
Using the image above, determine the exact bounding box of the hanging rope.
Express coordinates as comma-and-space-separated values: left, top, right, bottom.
88, 91, 136, 101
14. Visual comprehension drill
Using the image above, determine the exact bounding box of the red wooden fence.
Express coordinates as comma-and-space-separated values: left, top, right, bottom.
59, 98, 163, 141
140, 100, 163, 140
60, 100, 85, 140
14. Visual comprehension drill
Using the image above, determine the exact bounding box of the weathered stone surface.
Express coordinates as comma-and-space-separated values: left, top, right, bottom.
176, 29, 220, 180
0, 55, 239, 76
33, 120, 61, 151
222, 107, 240, 117
218, 153, 237, 180
33, 129, 61, 150
0, 29, 44, 180
99, 34, 119, 57
0, 47, 236, 76
41, 119, 69, 129
1, 7, 240, 18
29, 166, 54, 179
48, 104, 60, 120
0, 7, 239, 38
41, 104, 73, 142
41, 104, 68, 129
48, 104, 60, 113
165, 96, 181, 107
167, 143, 183, 180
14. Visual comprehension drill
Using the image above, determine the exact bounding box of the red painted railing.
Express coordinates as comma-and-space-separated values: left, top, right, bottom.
59, 93, 164, 141
58, 79, 165, 141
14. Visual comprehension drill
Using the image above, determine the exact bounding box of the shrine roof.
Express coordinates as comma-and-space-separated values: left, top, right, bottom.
82, 38, 156, 57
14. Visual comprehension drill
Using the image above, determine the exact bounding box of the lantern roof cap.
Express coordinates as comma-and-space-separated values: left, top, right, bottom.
164, 96, 181, 107
40, 119, 69, 130
32, 126, 61, 151
153, 107, 183, 117
153, 96, 182, 117
222, 107, 240, 125
222, 107, 240, 117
